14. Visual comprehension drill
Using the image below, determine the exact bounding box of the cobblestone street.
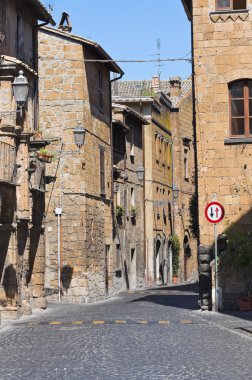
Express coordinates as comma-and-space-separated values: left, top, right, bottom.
0, 284, 252, 380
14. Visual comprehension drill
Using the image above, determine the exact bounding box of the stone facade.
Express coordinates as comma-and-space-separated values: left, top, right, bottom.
112, 104, 147, 292
112, 93, 173, 286
38, 26, 123, 303
171, 78, 198, 283
0, 0, 54, 318
182, 0, 252, 309
113, 77, 197, 286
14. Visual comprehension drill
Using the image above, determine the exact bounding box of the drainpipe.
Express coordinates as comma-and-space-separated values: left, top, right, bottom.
109, 71, 124, 285
190, 4, 200, 246
32, 21, 50, 132
142, 119, 147, 284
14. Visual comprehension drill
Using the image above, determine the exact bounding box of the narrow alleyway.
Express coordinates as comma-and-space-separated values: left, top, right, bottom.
0, 284, 251, 380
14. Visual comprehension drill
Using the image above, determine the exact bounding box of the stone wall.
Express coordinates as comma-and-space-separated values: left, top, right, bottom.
38, 28, 113, 303
191, 0, 252, 308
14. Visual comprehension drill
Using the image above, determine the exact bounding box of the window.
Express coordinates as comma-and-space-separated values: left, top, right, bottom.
98, 70, 103, 111
99, 145, 105, 195
216, 0, 246, 10
229, 80, 252, 137
130, 187, 135, 207
184, 148, 189, 181
130, 127, 134, 156
155, 133, 159, 162
16, 15, 24, 58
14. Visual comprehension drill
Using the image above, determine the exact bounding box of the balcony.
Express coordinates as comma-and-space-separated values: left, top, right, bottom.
0, 141, 16, 184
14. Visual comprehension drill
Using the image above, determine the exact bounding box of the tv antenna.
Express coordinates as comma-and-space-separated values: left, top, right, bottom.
154, 38, 164, 86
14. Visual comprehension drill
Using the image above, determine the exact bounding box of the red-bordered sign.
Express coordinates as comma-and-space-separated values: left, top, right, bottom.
205, 201, 225, 224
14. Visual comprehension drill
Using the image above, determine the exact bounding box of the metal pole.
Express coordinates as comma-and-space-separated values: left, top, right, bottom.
214, 223, 218, 312
57, 213, 61, 302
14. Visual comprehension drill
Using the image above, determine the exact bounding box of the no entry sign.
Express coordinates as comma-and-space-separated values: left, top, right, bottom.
205, 201, 225, 224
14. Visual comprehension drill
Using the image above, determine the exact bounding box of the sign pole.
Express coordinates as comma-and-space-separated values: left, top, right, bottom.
205, 201, 225, 313
214, 223, 218, 312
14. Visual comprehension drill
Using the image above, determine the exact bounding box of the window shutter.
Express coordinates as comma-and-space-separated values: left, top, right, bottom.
99, 145, 105, 195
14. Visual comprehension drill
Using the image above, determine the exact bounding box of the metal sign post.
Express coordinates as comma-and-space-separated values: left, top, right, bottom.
55, 207, 62, 302
205, 201, 225, 312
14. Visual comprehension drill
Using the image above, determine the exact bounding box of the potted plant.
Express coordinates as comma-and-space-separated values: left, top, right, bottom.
170, 235, 180, 284
37, 148, 54, 163
115, 205, 125, 218
130, 206, 137, 218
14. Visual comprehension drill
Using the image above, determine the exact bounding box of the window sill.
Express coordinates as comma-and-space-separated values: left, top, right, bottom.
210, 9, 249, 15
210, 9, 249, 22
224, 137, 252, 145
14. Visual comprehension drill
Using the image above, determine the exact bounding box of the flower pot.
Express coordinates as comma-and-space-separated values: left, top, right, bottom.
37, 152, 53, 163
237, 297, 252, 311
173, 275, 178, 284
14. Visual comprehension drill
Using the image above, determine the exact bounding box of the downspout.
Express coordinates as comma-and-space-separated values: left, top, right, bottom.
110, 71, 124, 203
32, 21, 50, 132
109, 71, 124, 285
190, 4, 200, 246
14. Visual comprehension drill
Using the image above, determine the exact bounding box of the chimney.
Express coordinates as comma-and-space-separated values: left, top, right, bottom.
58, 12, 72, 33
151, 76, 160, 92
169, 76, 182, 97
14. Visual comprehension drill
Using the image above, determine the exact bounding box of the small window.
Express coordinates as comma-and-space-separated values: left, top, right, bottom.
99, 145, 105, 195
130, 187, 135, 207
98, 71, 104, 111
16, 15, 24, 58
130, 127, 134, 156
229, 79, 252, 137
155, 133, 159, 162
216, 0, 246, 10
184, 148, 189, 181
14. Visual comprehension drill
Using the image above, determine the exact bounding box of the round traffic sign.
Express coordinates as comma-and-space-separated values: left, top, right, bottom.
205, 202, 225, 224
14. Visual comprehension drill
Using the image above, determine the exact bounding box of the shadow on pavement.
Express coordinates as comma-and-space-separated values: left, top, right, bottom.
129, 283, 200, 311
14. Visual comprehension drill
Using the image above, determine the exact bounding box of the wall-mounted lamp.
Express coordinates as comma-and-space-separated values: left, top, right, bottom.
74, 122, 86, 149
172, 184, 179, 199
136, 165, 144, 182
0, 71, 29, 118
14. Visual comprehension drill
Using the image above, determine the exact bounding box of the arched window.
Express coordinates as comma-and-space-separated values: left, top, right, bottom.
229, 80, 252, 137
216, 0, 246, 11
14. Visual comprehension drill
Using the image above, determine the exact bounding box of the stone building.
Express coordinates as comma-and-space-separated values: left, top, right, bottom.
0, 0, 54, 318
38, 24, 123, 303
170, 77, 198, 283
112, 104, 148, 292
182, 0, 252, 309
113, 76, 197, 285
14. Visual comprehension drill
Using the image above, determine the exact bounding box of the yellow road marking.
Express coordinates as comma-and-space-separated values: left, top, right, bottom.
72, 321, 83, 325
159, 320, 170, 325
49, 321, 61, 325
138, 320, 148, 324
115, 320, 127, 324
93, 320, 105, 325
180, 320, 193, 324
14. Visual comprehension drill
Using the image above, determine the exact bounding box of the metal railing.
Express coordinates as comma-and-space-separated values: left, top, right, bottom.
0, 141, 16, 184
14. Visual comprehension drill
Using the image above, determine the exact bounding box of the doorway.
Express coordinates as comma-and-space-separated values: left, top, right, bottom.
155, 239, 161, 284
130, 248, 137, 289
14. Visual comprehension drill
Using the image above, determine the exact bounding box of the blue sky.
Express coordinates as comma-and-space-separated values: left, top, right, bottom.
44, 0, 191, 81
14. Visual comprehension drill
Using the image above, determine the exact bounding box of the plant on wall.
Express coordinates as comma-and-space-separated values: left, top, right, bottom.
170, 235, 180, 276
115, 205, 125, 218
